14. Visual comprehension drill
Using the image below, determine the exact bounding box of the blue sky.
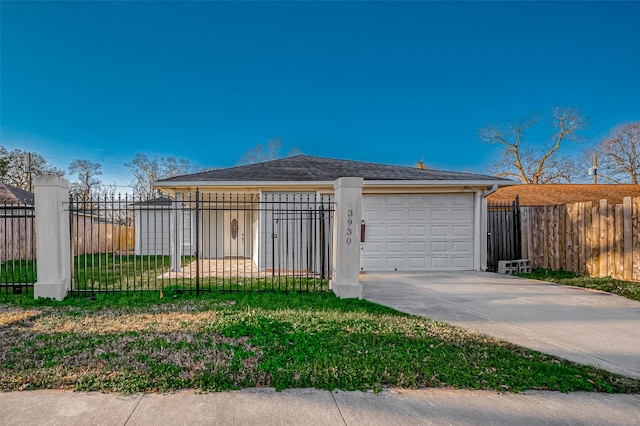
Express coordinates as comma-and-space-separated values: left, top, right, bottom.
1, 1, 639, 188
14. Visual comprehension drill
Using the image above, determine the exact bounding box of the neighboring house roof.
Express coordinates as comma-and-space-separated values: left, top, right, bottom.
158, 155, 509, 184
488, 184, 640, 206
130, 196, 174, 207
0, 183, 34, 205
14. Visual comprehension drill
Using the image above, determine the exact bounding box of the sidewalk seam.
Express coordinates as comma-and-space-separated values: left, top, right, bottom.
123, 393, 145, 425
520, 394, 572, 426
330, 391, 348, 426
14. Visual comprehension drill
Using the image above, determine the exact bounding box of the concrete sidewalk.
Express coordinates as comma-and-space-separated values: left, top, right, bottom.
1, 388, 639, 426
362, 271, 640, 379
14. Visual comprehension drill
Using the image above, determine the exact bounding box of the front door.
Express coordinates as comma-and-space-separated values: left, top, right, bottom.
224, 211, 246, 257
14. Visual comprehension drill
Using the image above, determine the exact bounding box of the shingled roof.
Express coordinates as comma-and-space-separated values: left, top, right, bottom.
159, 155, 506, 183
488, 184, 640, 206
130, 196, 173, 207
0, 183, 34, 205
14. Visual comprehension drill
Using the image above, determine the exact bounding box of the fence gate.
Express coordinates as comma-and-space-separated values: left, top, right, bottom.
487, 196, 521, 272
0, 203, 36, 293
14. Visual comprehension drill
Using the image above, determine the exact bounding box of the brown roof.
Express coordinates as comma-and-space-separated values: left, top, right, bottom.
488, 184, 640, 206
0, 183, 34, 205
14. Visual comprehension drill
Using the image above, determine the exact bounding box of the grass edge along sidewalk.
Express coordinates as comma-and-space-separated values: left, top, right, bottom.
518, 268, 640, 302
1, 291, 639, 394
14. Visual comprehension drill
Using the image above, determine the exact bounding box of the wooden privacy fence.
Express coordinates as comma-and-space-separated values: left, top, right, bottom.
520, 197, 640, 281
72, 217, 135, 256
1, 208, 136, 261
0, 206, 36, 262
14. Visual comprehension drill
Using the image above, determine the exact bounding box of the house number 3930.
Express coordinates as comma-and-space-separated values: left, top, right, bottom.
346, 209, 353, 244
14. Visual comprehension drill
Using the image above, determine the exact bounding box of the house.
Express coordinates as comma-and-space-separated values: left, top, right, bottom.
488, 184, 640, 206
154, 155, 513, 273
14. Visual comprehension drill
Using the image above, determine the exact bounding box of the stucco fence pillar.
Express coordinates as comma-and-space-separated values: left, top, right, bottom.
34, 176, 71, 301
331, 177, 364, 298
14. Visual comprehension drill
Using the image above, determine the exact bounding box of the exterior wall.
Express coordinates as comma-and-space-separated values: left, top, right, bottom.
135, 209, 194, 256
161, 185, 493, 275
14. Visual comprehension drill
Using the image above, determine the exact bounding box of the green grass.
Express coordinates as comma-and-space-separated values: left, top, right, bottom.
72, 253, 188, 289
0, 254, 196, 288
1, 254, 329, 293
1, 291, 638, 394
519, 269, 640, 302
0, 259, 36, 284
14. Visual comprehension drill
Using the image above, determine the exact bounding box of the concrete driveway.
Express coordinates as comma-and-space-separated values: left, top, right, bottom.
361, 271, 640, 379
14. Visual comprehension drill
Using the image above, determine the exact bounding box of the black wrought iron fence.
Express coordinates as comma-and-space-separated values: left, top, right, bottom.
67, 191, 334, 294
0, 203, 36, 293
487, 196, 522, 272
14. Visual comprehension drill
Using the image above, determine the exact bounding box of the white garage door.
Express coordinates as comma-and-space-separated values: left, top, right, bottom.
361, 194, 474, 271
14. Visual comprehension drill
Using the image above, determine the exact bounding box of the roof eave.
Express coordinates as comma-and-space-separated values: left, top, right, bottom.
154, 180, 337, 188
153, 181, 336, 197
363, 179, 516, 187
154, 179, 516, 196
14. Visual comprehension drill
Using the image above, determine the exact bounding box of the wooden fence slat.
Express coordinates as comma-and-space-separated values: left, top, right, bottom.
622, 197, 633, 281
520, 208, 529, 260
546, 206, 554, 270
529, 208, 538, 268
572, 203, 580, 273
578, 202, 586, 275
615, 205, 623, 278
631, 197, 640, 281
536, 206, 544, 269
557, 204, 566, 271
599, 200, 608, 277
544, 206, 551, 270
585, 202, 593, 275
565, 204, 572, 271
607, 203, 615, 278
592, 203, 600, 276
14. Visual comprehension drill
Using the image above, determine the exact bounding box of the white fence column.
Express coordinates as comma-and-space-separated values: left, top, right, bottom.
331, 177, 363, 298
34, 176, 71, 300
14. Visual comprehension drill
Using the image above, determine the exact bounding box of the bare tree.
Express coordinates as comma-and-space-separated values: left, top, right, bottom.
93, 182, 133, 225
0, 146, 10, 180
479, 107, 586, 183
69, 159, 102, 208
126, 154, 197, 199
239, 137, 283, 165
238, 136, 303, 165
0, 147, 64, 190
595, 122, 640, 184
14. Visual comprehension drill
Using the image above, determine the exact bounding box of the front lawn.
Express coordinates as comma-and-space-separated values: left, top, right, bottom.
1, 291, 638, 394
518, 269, 640, 302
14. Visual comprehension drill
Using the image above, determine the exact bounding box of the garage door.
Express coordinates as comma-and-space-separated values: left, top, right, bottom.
361, 194, 474, 271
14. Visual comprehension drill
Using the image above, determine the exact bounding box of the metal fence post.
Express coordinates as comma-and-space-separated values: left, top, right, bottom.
195, 188, 200, 295
514, 195, 522, 260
